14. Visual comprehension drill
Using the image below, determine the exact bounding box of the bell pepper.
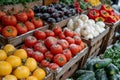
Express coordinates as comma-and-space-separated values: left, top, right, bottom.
88, 9, 99, 19
100, 10, 109, 20
95, 17, 105, 22
106, 16, 117, 23
101, 4, 113, 12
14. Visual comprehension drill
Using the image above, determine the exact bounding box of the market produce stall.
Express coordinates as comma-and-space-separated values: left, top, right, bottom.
0, 0, 120, 80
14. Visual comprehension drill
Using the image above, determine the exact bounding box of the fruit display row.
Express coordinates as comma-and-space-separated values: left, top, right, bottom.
0, 44, 47, 80
0, 7, 44, 38
33, 3, 76, 23
88, 4, 120, 23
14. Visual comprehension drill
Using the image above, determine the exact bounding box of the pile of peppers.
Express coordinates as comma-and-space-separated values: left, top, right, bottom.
88, 4, 120, 23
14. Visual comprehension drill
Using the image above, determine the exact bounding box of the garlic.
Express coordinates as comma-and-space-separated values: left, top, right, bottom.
96, 21, 105, 28
79, 14, 88, 22
75, 28, 81, 36
74, 19, 83, 29
67, 19, 74, 30
85, 34, 94, 39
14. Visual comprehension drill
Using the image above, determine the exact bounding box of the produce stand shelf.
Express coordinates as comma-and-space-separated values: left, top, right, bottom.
53, 45, 88, 80
44, 68, 54, 80
0, 23, 49, 47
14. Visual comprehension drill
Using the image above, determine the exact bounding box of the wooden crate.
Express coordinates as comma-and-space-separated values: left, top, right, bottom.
52, 45, 88, 80
44, 68, 54, 80
0, 0, 43, 11
81, 27, 109, 66
0, 24, 49, 47
100, 20, 120, 54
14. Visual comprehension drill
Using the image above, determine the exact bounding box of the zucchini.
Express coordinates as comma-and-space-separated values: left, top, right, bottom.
75, 70, 94, 78
95, 69, 108, 80
76, 72, 95, 80
106, 63, 119, 76
94, 58, 112, 69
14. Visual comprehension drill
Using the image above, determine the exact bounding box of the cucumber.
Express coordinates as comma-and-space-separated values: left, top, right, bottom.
94, 58, 112, 69
76, 72, 95, 80
95, 69, 108, 80
75, 70, 94, 78
106, 63, 119, 76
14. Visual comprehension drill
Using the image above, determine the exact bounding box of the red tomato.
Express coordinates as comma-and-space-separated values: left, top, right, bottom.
80, 41, 85, 49
24, 36, 37, 47
45, 30, 55, 37
50, 44, 63, 55
21, 45, 28, 50
41, 60, 50, 67
25, 21, 35, 31
32, 51, 44, 62
16, 23, 28, 34
0, 11, 6, 20
57, 39, 69, 49
74, 36, 82, 45
2, 15, 17, 26
0, 25, 2, 33
44, 36, 57, 49
54, 54, 67, 66
63, 49, 72, 61
65, 37, 75, 44
34, 42, 48, 54
78, 45, 82, 52
53, 26, 62, 36
16, 12, 28, 22
63, 28, 74, 37
45, 51, 54, 62
48, 63, 60, 70
31, 18, 43, 28
24, 8, 34, 19
58, 32, 66, 39
26, 48, 34, 57
34, 30, 46, 40
69, 44, 80, 55
73, 32, 80, 36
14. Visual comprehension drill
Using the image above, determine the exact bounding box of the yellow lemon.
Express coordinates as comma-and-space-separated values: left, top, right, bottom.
3, 44, 16, 53
14, 49, 27, 59
4, 75, 17, 80
0, 50, 7, 60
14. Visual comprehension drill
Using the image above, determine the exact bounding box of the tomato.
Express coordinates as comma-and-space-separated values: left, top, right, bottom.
80, 41, 85, 49
73, 36, 82, 45
65, 37, 75, 44
25, 58, 37, 71
25, 36, 37, 47
45, 51, 54, 62
48, 63, 60, 70
63, 28, 74, 37
34, 42, 48, 54
3, 44, 16, 53
14, 49, 27, 59
2, 26, 17, 38
0, 61, 12, 76
73, 32, 80, 36
26, 48, 34, 57
31, 18, 43, 28
53, 26, 62, 36
25, 21, 35, 31
16, 12, 28, 22
13, 66, 30, 79
69, 44, 79, 55
78, 45, 82, 52
0, 11, 6, 20
58, 32, 66, 39
32, 51, 44, 62
34, 30, 46, 40
0, 50, 7, 60
41, 60, 50, 67
7, 8, 18, 16
6, 55, 21, 68
33, 68, 46, 80
63, 49, 72, 61
45, 30, 55, 37
54, 54, 67, 66
2, 15, 17, 26
44, 36, 57, 49
24, 8, 34, 19
0, 25, 2, 33
16, 23, 28, 34
50, 44, 63, 55
57, 39, 69, 49
4, 75, 17, 80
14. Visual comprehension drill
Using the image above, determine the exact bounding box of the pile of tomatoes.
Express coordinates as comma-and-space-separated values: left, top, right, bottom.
22, 26, 85, 70
0, 44, 46, 80
0, 8, 44, 38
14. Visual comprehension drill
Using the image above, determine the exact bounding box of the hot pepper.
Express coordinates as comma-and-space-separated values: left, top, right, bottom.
95, 17, 105, 22
101, 4, 113, 12
106, 16, 117, 23
88, 9, 99, 19
100, 10, 109, 20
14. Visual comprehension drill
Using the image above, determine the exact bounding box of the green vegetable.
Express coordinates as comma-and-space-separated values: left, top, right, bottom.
106, 63, 119, 76
95, 69, 108, 80
109, 74, 118, 80
94, 58, 112, 69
